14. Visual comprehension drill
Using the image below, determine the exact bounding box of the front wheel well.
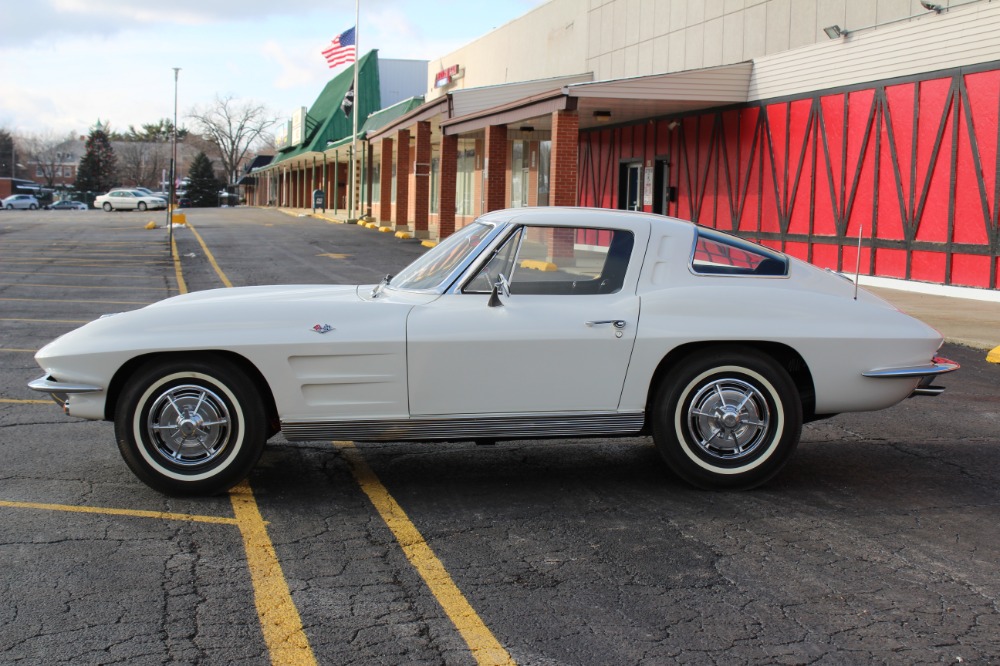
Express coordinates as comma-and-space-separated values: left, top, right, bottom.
646, 341, 817, 422
104, 351, 280, 436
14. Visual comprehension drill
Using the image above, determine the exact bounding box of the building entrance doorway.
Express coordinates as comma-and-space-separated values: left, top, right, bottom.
617, 162, 641, 211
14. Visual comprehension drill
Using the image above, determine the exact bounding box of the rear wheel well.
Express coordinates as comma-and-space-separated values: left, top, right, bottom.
104, 351, 280, 437
646, 341, 816, 422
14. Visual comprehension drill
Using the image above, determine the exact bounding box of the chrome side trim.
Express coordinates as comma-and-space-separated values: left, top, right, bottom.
862, 356, 960, 379
281, 411, 646, 442
28, 375, 103, 394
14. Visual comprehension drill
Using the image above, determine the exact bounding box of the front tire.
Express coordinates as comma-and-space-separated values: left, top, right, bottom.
138, 202, 147, 211
651, 347, 802, 490
114, 357, 267, 496
103, 202, 112, 212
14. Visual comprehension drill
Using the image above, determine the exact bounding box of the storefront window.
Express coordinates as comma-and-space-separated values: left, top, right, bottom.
456, 142, 476, 216
371, 162, 380, 203
511, 141, 528, 208
430, 156, 439, 214
537, 141, 551, 207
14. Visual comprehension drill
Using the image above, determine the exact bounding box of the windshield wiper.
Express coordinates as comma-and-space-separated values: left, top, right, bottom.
371, 274, 393, 298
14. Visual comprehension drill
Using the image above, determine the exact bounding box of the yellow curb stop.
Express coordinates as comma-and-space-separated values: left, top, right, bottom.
521, 259, 558, 271
988, 346, 1000, 364
395, 231, 412, 239
144, 221, 157, 230
378, 226, 393, 233
421, 240, 438, 248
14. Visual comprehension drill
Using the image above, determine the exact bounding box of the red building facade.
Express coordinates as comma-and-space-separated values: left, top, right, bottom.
580, 62, 1000, 290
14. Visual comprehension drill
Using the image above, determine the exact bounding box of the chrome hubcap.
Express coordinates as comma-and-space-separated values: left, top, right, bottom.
687, 378, 770, 460
146, 384, 231, 467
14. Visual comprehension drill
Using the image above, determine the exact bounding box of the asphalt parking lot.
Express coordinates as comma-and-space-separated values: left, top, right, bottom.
2, 207, 999, 665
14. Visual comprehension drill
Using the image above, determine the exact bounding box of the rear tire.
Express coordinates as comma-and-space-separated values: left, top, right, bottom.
138, 202, 147, 211
114, 357, 267, 496
651, 346, 802, 490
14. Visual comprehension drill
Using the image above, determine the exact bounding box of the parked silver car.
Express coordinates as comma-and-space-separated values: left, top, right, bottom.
93, 189, 167, 212
3, 194, 40, 210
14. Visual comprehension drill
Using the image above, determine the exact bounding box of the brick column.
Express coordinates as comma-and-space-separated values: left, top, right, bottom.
550, 110, 579, 207
379, 138, 393, 222
484, 124, 508, 212
439, 133, 458, 238
395, 129, 410, 229
413, 121, 431, 236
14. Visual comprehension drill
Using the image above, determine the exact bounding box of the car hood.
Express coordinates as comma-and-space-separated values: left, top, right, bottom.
34, 284, 432, 366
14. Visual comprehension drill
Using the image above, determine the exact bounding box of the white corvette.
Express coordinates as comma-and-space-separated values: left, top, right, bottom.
29, 208, 957, 495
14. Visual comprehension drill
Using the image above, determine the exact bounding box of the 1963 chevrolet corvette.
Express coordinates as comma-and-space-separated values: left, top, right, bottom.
29, 207, 958, 495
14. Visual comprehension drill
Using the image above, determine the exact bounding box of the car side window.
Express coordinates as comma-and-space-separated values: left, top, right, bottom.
691, 228, 788, 277
467, 226, 634, 295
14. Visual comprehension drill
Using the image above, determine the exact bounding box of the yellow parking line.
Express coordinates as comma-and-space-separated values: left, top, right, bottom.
334, 441, 515, 666
0, 283, 169, 291
0, 318, 89, 323
229, 481, 317, 666
0, 499, 240, 525
0, 270, 169, 279
172, 235, 189, 294
0, 297, 150, 305
171, 231, 312, 663
0, 398, 52, 404
185, 222, 233, 288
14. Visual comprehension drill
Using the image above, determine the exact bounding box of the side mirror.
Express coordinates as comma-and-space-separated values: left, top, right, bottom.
487, 273, 510, 308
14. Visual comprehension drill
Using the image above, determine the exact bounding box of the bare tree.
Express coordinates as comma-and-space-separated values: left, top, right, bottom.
20, 131, 75, 188
117, 141, 168, 189
188, 95, 277, 186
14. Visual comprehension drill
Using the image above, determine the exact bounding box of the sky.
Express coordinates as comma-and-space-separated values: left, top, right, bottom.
0, 0, 546, 139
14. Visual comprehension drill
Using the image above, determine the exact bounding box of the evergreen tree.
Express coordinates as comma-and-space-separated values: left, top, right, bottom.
186, 151, 223, 207
0, 130, 17, 178
75, 122, 117, 193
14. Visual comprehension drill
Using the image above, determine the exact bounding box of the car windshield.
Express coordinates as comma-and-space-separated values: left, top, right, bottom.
390, 221, 496, 291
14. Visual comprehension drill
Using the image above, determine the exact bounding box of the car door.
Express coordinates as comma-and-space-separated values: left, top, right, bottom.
406, 220, 649, 416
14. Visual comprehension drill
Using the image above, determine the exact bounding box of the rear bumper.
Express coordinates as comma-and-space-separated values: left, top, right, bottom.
862, 356, 959, 398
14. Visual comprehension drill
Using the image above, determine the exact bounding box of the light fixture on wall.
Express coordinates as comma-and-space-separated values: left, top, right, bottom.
667, 120, 680, 131
519, 126, 534, 133
593, 110, 612, 123
823, 24, 847, 39
920, 0, 944, 12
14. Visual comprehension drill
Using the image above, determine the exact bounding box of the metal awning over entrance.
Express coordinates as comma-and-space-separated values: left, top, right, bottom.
440, 61, 753, 134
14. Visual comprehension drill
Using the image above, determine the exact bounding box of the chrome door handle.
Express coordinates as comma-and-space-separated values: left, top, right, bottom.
586, 320, 626, 329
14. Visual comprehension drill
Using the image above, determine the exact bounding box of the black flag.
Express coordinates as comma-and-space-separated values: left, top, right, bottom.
341, 83, 354, 118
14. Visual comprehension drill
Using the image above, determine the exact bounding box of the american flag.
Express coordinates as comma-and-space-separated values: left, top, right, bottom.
322, 27, 356, 69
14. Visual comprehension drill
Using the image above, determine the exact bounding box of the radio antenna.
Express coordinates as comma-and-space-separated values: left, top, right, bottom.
854, 224, 863, 300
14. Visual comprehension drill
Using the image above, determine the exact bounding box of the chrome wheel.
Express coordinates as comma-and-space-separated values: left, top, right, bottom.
651, 347, 802, 490
146, 384, 232, 467
115, 357, 268, 495
686, 378, 770, 462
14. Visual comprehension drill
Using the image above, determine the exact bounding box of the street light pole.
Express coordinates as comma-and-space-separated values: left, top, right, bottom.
168, 67, 180, 247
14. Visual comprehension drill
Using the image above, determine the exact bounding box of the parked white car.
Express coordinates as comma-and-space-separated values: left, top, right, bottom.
29, 208, 958, 495
93, 189, 167, 211
3, 194, 40, 210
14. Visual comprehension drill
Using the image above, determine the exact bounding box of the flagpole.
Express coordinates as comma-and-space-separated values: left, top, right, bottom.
349, 0, 360, 222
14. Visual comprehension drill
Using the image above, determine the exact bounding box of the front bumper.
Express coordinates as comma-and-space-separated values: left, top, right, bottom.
28, 375, 103, 412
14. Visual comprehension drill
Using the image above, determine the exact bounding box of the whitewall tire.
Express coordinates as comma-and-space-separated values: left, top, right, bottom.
114, 357, 266, 496
652, 347, 802, 489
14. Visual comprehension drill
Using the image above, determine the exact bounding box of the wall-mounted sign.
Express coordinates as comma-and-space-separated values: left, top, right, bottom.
274, 120, 292, 150
435, 64, 462, 88
291, 107, 308, 146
